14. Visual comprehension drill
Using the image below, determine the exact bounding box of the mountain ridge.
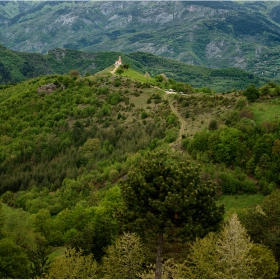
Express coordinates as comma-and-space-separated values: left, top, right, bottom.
1, 1, 280, 78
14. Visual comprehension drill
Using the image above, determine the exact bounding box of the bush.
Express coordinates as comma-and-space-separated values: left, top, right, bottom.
69, 70, 80, 77
239, 109, 254, 120
235, 97, 247, 109
208, 119, 218, 131
141, 111, 148, 119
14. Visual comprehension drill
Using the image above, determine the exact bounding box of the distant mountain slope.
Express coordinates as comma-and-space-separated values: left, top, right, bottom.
0, 44, 270, 91
1, 1, 280, 79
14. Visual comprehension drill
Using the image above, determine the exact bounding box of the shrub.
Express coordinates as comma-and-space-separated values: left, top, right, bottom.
208, 119, 218, 131
239, 109, 254, 120
141, 111, 148, 119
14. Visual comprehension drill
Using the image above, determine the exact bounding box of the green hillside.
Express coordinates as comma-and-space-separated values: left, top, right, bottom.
1, 68, 280, 278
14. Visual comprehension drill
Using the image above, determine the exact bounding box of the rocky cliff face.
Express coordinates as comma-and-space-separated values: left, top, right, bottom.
1, 1, 280, 78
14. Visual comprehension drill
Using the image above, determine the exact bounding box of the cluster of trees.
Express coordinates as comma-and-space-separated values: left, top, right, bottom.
1, 150, 280, 278
183, 88, 280, 195
0, 73, 174, 195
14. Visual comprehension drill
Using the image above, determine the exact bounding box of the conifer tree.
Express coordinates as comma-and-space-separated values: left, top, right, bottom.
119, 149, 224, 278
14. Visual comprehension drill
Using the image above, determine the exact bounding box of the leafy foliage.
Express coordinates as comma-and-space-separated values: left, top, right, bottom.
44, 248, 98, 279
101, 232, 146, 279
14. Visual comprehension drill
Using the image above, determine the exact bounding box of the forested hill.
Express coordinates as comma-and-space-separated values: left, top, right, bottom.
1, 66, 280, 278
0, 44, 270, 91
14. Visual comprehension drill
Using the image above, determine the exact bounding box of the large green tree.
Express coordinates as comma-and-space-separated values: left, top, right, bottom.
0, 238, 31, 279
119, 149, 224, 278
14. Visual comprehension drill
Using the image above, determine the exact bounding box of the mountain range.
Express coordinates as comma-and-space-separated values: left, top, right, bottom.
1, 1, 280, 79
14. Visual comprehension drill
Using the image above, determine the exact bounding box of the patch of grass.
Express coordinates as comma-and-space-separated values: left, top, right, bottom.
48, 247, 67, 262
249, 100, 280, 124
217, 193, 265, 218
121, 68, 156, 83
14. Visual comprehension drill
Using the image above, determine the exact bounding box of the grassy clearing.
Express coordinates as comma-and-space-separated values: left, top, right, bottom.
121, 68, 156, 83
217, 193, 265, 217
48, 246, 67, 262
250, 100, 280, 124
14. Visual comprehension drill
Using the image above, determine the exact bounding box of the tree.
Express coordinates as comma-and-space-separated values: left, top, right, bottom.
0, 238, 31, 279
69, 69, 80, 77
180, 214, 278, 278
144, 71, 151, 81
249, 243, 278, 279
119, 150, 224, 278
28, 236, 51, 279
44, 248, 98, 279
101, 232, 146, 278
215, 213, 253, 278
241, 190, 280, 263
116, 68, 124, 75
234, 97, 247, 109
122, 63, 130, 69
182, 232, 219, 278
208, 119, 218, 131
243, 84, 259, 102
0, 203, 5, 239
71, 186, 123, 261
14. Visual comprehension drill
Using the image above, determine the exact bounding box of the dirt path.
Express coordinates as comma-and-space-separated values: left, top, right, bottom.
168, 97, 186, 145
152, 86, 186, 147
110, 64, 120, 74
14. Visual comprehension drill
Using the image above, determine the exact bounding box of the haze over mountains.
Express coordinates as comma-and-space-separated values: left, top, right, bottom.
1, 1, 280, 79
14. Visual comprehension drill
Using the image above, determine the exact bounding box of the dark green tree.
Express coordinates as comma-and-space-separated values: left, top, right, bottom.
119, 150, 224, 278
116, 68, 124, 75
208, 119, 218, 131
241, 189, 280, 266
0, 203, 5, 239
243, 84, 260, 102
0, 238, 31, 278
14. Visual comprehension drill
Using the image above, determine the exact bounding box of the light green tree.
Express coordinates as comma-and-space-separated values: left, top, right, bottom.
215, 213, 253, 278
249, 243, 278, 279
181, 213, 278, 279
101, 232, 146, 279
44, 248, 98, 279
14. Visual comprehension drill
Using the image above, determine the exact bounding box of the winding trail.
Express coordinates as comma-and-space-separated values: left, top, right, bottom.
168, 97, 186, 146
152, 85, 186, 148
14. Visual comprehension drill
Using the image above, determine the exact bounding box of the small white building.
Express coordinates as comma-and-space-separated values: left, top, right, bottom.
115, 56, 122, 65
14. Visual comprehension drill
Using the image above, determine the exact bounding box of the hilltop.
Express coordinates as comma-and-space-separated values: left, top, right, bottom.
0, 43, 271, 91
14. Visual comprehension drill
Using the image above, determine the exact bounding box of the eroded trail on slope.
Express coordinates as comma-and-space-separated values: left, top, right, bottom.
168, 97, 186, 146
155, 88, 186, 148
